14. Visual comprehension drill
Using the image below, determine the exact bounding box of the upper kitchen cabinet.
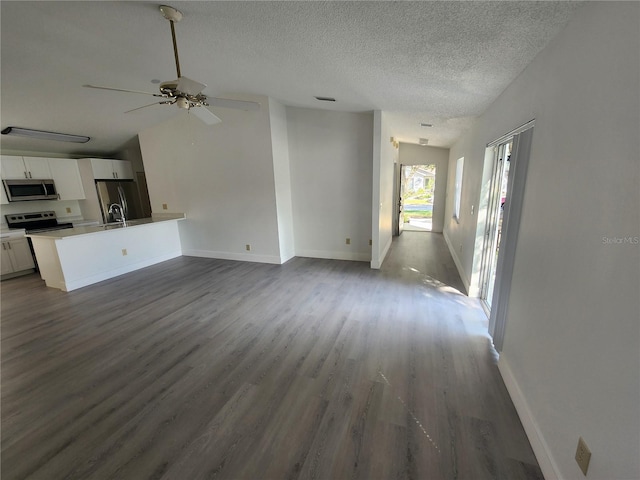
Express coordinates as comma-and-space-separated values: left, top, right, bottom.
0, 181, 8, 205
89, 158, 134, 180
1, 155, 52, 179
48, 158, 85, 200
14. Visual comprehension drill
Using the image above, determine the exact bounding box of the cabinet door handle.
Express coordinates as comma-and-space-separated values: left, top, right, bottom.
24, 171, 28, 179
7, 242, 11, 250
2, 243, 6, 250
29, 171, 32, 178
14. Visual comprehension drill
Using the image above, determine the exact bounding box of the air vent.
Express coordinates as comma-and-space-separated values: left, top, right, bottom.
315, 96, 336, 102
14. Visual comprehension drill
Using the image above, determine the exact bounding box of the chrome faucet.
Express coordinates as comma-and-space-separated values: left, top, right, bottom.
108, 203, 126, 224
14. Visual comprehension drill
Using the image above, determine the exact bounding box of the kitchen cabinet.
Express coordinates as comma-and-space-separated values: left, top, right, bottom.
90, 158, 133, 180
1, 182, 8, 205
49, 158, 86, 200
1, 237, 35, 275
0, 156, 52, 179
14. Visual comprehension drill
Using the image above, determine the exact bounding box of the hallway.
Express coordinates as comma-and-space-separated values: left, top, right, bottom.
1, 234, 541, 479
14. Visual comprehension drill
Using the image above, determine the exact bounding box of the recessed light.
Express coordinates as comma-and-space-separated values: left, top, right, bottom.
315, 96, 336, 102
420, 123, 433, 127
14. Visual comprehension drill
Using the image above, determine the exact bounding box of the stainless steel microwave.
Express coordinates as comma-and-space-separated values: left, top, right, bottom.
3, 179, 58, 201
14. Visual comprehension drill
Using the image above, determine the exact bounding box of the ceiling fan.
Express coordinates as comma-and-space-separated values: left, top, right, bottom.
83, 4, 259, 125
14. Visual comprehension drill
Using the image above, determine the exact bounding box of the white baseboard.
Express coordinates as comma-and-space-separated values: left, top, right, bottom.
296, 249, 371, 263
183, 249, 283, 265
443, 229, 471, 294
371, 235, 392, 269
498, 355, 561, 480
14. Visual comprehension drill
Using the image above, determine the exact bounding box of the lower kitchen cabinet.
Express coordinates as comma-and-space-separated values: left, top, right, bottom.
1, 237, 35, 276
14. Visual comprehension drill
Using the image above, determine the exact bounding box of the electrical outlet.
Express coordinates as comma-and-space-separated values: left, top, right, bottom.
575, 437, 591, 476
162, 203, 168, 210
246, 244, 251, 251
66, 207, 72, 213
121, 248, 128, 256
346, 238, 351, 245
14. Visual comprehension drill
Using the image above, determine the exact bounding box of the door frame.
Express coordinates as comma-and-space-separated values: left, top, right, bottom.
486, 120, 535, 351
479, 141, 511, 308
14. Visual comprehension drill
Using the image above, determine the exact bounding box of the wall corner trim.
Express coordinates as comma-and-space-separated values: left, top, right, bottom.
498, 355, 562, 480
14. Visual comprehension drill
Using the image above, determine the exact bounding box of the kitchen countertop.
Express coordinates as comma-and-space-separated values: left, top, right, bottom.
0, 228, 27, 239
26, 214, 185, 240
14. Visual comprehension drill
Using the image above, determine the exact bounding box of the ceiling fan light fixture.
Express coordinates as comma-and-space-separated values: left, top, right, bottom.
1, 126, 90, 143
176, 97, 190, 109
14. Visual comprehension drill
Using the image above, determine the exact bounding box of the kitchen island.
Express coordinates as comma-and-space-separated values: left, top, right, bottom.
27, 214, 185, 292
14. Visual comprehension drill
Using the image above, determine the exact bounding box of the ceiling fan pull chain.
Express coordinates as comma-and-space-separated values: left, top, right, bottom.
170, 20, 181, 78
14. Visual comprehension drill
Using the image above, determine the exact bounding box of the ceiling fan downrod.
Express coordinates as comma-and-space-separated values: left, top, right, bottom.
159, 5, 183, 79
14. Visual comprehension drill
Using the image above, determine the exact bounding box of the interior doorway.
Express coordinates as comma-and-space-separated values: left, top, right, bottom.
479, 141, 512, 309
400, 164, 436, 232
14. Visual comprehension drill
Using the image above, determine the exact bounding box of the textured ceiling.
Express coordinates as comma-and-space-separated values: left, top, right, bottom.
0, 1, 582, 156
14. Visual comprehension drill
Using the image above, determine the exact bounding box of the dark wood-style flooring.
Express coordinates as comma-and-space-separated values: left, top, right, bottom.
1, 231, 542, 480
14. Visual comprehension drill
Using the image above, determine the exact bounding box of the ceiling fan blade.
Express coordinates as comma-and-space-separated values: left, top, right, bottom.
84, 84, 166, 97
189, 106, 222, 126
124, 100, 174, 114
207, 97, 261, 111
177, 76, 207, 96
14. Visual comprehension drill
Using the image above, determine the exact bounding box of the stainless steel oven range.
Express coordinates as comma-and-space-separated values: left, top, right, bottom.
5, 211, 74, 270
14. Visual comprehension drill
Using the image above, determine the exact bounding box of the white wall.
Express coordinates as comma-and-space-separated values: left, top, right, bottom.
371, 110, 397, 268
444, 3, 639, 479
268, 98, 295, 263
287, 107, 373, 262
398, 143, 449, 233
139, 95, 284, 264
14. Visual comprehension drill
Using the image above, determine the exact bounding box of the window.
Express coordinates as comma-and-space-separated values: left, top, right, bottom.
454, 157, 464, 221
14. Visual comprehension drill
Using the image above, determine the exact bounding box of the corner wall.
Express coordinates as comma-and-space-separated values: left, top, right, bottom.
444, 3, 639, 479
268, 98, 295, 263
286, 107, 373, 262
371, 110, 397, 268
139, 94, 284, 264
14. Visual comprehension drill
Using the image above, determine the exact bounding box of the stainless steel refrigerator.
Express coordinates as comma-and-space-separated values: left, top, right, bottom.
95, 180, 144, 224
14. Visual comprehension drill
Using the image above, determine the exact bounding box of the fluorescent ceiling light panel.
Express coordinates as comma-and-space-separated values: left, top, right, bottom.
1, 126, 90, 143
